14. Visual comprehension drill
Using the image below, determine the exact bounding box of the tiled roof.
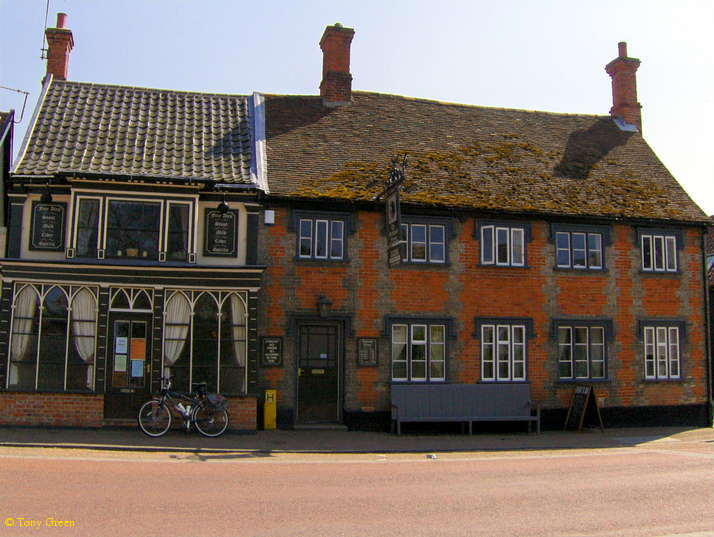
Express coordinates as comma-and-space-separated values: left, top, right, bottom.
265, 92, 708, 223
14, 79, 254, 183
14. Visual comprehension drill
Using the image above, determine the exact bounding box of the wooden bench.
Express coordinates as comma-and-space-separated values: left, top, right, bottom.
390, 383, 540, 435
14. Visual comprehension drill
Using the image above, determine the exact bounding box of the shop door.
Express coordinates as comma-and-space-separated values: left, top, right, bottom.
104, 313, 152, 419
297, 323, 342, 424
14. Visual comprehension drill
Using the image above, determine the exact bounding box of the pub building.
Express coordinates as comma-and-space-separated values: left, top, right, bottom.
2, 15, 711, 432
0, 14, 265, 428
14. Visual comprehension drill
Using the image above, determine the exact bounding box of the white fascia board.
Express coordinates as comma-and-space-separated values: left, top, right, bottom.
12, 75, 53, 175
250, 92, 269, 194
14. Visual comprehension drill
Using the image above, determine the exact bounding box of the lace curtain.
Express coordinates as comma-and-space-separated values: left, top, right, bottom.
164, 293, 191, 377
9, 286, 38, 385
230, 294, 246, 367
71, 288, 97, 389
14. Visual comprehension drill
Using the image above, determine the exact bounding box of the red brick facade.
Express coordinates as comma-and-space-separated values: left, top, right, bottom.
0, 393, 103, 427
257, 206, 709, 427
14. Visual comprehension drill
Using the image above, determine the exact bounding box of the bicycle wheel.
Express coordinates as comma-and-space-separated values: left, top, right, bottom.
193, 404, 229, 437
138, 399, 172, 437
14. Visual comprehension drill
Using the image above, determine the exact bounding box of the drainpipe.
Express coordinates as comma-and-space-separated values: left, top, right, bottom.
701, 230, 713, 426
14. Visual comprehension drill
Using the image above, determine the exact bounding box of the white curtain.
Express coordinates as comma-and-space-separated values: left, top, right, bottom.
230, 294, 246, 367
164, 293, 191, 377
71, 288, 97, 389
9, 286, 38, 385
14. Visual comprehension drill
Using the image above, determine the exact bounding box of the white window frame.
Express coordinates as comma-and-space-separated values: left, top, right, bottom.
644, 325, 681, 380
481, 225, 525, 267
391, 322, 447, 382
555, 231, 603, 270
298, 217, 346, 260
557, 325, 607, 380
298, 218, 313, 258
330, 220, 344, 260
641, 233, 677, 273
481, 324, 526, 382
401, 223, 447, 264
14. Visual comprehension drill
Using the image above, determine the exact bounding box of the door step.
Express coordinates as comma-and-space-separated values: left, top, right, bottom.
103, 418, 136, 428
293, 424, 348, 431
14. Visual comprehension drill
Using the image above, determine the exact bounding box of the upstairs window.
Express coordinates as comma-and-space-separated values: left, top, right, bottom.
641, 234, 677, 272
555, 232, 603, 269
106, 200, 161, 260
298, 218, 344, 260
71, 196, 196, 262
478, 222, 529, 267
400, 223, 446, 263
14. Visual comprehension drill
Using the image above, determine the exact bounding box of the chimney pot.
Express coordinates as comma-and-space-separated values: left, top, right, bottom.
319, 23, 355, 107
605, 41, 642, 132
44, 12, 74, 83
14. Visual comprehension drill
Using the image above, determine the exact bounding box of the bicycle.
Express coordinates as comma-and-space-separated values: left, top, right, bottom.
137, 377, 230, 438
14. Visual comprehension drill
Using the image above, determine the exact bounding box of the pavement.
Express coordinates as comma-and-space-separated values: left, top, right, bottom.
1, 424, 713, 454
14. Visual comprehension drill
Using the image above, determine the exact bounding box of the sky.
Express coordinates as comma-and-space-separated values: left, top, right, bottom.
1, 0, 713, 214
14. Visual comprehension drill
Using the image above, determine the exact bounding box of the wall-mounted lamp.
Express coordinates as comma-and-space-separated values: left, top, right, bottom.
217, 192, 229, 214
40, 187, 53, 204
317, 295, 332, 318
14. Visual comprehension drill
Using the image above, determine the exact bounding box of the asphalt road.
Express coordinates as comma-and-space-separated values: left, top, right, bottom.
1, 440, 714, 537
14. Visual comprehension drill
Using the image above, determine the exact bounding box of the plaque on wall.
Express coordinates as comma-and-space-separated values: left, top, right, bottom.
204, 209, 238, 257
261, 337, 283, 367
357, 337, 378, 367
30, 202, 66, 251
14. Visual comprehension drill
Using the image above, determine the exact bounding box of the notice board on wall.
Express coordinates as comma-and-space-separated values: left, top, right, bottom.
564, 385, 604, 431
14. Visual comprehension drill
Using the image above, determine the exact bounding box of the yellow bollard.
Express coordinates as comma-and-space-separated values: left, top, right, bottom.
263, 389, 277, 430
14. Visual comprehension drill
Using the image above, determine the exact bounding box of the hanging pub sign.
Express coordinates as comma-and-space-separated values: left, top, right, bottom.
204, 209, 238, 257
30, 201, 66, 251
378, 154, 408, 268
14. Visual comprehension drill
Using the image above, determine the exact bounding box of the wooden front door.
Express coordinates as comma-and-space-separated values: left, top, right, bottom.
296, 323, 342, 424
104, 312, 153, 419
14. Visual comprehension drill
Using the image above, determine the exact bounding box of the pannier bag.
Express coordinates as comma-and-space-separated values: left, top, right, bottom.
206, 393, 228, 411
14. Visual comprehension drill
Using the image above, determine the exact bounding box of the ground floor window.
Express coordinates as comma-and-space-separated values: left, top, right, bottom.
391, 322, 445, 382
644, 325, 681, 380
481, 324, 526, 381
7, 284, 97, 391
163, 290, 247, 394
557, 324, 606, 380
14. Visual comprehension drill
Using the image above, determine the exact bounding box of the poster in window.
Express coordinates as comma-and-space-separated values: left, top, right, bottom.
357, 338, 378, 367
30, 201, 66, 251
204, 209, 238, 257
130, 338, 146, 360
261, 337, 283, 367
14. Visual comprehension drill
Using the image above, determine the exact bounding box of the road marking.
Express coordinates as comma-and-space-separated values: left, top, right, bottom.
0, 446, 690, 465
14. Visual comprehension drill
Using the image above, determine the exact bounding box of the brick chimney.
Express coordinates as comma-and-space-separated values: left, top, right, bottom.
319, 23, 355, 107
605, 42, 642, 132
44, 13, 74, 82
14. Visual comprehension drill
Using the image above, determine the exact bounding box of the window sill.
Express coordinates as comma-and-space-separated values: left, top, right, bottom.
478, 380, 530, 384
553, 267, 609, 274
556, 379, 610, 384
393, 261, 451, 269
639, 270, 681, 276
643, 378, 684, 383
294, 256, 350, 265
477, 264, 530, 270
